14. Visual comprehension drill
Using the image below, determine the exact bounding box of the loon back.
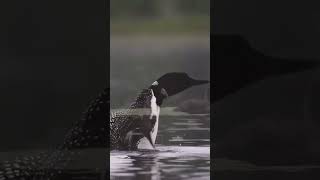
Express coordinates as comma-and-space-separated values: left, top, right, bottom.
61, 88, 109, 149
110, 89, 158, 150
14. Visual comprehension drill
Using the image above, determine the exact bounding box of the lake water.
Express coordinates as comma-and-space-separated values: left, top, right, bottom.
0, 108, 210, 180
110, 107, 211, 180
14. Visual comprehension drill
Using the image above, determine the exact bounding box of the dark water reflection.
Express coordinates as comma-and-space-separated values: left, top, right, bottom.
110, 107, 210, 180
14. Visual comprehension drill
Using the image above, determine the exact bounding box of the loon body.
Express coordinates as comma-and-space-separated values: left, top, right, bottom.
110, 72, 209, 150
110, 89, 157, 150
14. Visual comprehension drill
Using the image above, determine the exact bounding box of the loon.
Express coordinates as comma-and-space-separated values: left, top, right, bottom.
110, 72, 209, 150
0, 72, 209, 179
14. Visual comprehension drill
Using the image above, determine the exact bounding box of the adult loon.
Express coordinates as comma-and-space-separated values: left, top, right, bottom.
110, 72, 209, 150
0, 72, 208, 179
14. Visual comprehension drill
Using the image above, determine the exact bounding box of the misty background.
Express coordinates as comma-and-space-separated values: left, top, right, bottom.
0, 1, 107, 150
110, 0, 210, 109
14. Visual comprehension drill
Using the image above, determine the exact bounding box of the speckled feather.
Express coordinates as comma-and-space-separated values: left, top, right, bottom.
61, 88, 109, 149
110, 89, 156, 150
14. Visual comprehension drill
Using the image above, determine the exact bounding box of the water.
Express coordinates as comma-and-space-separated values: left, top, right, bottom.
110, 107, 210, 180
214, 158, 320, 180
0, 108, 209, 180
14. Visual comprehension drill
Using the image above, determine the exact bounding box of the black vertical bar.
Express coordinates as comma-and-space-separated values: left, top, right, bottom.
106, 0, 110, 179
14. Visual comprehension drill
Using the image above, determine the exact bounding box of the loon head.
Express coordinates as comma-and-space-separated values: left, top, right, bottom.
136, 72, 209, 149
149, 72, 209, 106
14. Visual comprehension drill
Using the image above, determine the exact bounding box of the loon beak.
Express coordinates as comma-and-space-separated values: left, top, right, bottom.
191, 79, 210, 86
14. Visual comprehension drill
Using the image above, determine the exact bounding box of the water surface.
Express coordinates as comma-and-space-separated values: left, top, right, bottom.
110, 107, 210, 180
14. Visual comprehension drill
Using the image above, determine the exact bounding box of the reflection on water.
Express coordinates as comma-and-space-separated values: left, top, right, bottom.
110, 107, 210, 180
111, 146, 210, 180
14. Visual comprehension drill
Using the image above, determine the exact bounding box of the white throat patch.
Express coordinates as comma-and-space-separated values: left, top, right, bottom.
137, 89, 160, 150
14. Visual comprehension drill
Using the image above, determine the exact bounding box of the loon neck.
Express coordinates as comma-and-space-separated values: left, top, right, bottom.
136, 89, 160, 149
149, 86, 166, 106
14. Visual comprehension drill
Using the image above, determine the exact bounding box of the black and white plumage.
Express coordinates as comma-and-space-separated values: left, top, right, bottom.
110, 89, 158, 150
110, 72, 209, 150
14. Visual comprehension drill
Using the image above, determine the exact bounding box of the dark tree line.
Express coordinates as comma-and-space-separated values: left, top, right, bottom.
111, 0, 210, 19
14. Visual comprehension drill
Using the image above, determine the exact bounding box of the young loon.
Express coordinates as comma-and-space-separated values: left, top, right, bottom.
110, 72, 209, 150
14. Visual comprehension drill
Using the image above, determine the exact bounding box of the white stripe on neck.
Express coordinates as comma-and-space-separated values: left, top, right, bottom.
137, 89, 160, 150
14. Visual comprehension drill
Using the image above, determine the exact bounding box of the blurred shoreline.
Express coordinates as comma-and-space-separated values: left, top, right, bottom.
111, 15, 209, 35
111, 35, 209, 42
